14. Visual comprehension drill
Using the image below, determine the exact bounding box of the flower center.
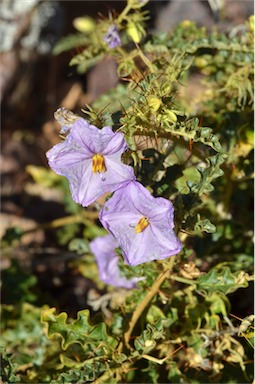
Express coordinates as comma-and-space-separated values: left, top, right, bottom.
135, 217, 149, 234
92, 154, 106, 173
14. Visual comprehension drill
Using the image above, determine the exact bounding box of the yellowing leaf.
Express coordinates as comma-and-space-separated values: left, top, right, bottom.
166, 110, 177, 123
26, 165, 61, 187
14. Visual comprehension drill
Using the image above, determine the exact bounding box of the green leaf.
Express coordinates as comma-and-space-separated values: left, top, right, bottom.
142, 360, 160, 384
194, 216, 216, 233
41, 308, 118, 351
0, 347, 21, 383
51, 361, 109, 383
52, 34, 89, 55
176, 167, 201, 195
196, 267, 249, 295
56, 223, 80, 245
186, 153, 227, 196
1, 303, 51, 370
68, 238, 90, 254
167, 360, 187, 383
146, 305, 166, 323
206, 293, 230, 316
69, 51, 104, 71
221, 64, 254, 108
1, 260, 38, 304
118, 57, 136, 77
165, 118, 222, 152
134, 321, 165, 354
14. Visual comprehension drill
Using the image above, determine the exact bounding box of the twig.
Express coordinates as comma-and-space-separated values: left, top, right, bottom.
123, 256, 176, 350
142, 344, 184, 365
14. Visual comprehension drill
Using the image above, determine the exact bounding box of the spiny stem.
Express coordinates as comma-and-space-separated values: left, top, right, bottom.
123, 256, 176, 350
117, 3, 131, 23
135, 43, 155, 72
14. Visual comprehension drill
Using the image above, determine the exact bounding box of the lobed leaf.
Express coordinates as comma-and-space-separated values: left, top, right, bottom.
0, 347, 21, 383
196, 267, 249, 295
41, 307, 118, 351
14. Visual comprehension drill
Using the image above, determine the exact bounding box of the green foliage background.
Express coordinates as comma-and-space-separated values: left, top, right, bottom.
1, 2, 254, 383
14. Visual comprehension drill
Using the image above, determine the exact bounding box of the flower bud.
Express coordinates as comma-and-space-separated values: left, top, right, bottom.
144, 340, 154, 348
73, 17, 96, 33
148, 96, 162, 112
127, 0, 149, 8
127, 22, 142, 43
248, 15, 254, 33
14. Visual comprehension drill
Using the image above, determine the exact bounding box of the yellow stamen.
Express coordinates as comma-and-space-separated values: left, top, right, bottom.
135, 217, 149, 234
92, 154, 106, 173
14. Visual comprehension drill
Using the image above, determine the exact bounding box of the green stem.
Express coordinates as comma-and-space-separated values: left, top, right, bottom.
136, 45, 155, 72
117, 3, 132, 23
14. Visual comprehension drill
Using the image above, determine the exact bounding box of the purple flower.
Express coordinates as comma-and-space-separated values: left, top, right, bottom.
46, 116, 135, 207
103, 25, 121, 48
99, 181, 182, 266
90, 234, 144, 288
